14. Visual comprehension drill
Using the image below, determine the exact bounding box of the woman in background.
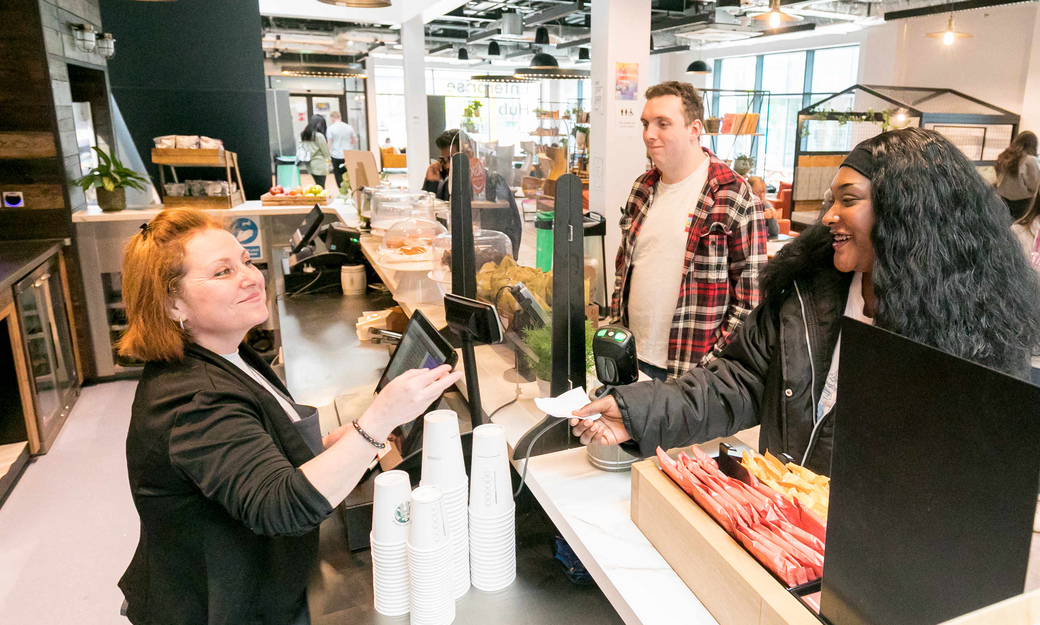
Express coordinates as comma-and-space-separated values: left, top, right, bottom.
1012, 189, 1040, 384
300, 115, 332, 191
995, 131, 1040, 220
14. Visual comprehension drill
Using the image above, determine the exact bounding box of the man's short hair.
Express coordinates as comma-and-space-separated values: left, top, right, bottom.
329, 110, 341, 120
436, 129, 460, 150
747, 176, 767, 194
644, 81, 704, 127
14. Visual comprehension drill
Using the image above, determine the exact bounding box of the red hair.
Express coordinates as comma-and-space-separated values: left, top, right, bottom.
118, 208, 225, 362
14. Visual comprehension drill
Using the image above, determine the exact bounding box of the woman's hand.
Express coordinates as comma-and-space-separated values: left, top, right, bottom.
360, 365, 463, 441
570, 394, 631, 446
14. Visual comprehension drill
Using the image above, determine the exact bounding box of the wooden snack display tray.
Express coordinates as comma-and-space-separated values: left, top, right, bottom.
631, 459, 819, 625
260, 193, 329, 206
163, 191, 245, 210
151, 148, 229, 166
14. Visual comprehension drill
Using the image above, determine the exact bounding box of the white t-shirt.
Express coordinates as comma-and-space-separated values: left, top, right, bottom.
221, 351, 300, 422
327, 121, 357, 159
1012, 218, 1040, 369
628, 157, 711, 368
816, 272, 874, 422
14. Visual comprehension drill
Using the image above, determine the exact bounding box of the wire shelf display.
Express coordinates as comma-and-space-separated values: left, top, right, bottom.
793, 84, 1020, 203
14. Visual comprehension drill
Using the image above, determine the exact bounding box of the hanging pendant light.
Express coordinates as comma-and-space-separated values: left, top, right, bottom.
316, 0, 392, 7
534, 26, 550, 45
687, 60, 711, 74
487, 40, 501, 56
514, 51, 589, 80
751, 0, 799, 29
926, 15, 972, 46
457, 47, 469, 61
578, 47, 590, 62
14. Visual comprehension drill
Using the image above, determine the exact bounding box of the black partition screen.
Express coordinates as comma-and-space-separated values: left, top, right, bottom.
820, 319, 1040, 625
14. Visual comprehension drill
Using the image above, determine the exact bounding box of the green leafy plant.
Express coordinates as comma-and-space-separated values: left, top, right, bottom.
462, 100, 483, 118
799, 106, 894, 139
74, 147, 148, 192
522, 321, 596, 381
338, 168, 351, 196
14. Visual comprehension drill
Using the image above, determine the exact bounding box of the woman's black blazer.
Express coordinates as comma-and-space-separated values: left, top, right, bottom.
119, 343, 333, 625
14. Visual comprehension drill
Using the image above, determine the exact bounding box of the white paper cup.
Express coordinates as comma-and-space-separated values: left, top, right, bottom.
421, 410, 467, 491
341, 264, 367, 295
469, 424, 513, 516
372, 470, 412, 544
408, 486, 452, 551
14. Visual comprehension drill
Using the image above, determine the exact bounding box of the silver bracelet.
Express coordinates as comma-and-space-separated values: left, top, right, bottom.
353, 419, 386, 450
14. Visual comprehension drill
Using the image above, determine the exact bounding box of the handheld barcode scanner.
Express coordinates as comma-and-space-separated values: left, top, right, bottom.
592, 326, 639, 397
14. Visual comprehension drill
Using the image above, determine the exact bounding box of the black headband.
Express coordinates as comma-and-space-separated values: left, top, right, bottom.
841, 140, 876, 180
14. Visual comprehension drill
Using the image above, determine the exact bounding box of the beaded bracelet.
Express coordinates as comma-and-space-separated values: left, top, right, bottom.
353, 419, 386, 450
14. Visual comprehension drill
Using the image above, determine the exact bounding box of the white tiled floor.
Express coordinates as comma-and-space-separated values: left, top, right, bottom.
0, 380, 140, 625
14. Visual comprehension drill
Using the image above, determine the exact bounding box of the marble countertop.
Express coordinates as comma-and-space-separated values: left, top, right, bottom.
71, 200, 352, 223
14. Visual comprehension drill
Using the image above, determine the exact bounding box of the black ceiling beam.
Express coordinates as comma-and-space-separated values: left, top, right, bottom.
650, 44, 691, 55
650, 13, 713, 33
467, 27, 501, 43
555, 36, 591, 49
427, 43, 454, 55
525, 2, 583, 26
885, 0, 1025, 21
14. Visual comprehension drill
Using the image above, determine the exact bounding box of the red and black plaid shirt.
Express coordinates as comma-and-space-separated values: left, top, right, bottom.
610, 151, 766, 378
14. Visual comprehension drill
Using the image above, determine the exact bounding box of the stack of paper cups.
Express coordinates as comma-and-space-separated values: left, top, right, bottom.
468, 423, 517, 592
420, 410, 470, 599
407, 486, 455, 625
370, 470, 411, 616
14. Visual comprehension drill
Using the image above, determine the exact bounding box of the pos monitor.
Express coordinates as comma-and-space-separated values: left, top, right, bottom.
289, 205, 324, 255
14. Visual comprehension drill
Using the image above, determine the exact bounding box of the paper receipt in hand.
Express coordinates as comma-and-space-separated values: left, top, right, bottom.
534, 387, 600, 421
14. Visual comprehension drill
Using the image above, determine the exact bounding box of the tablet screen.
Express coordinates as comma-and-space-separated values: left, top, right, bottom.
376, 309, 457, 393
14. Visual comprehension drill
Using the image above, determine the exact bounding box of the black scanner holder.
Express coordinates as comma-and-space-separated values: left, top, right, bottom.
284, 205, 362, 295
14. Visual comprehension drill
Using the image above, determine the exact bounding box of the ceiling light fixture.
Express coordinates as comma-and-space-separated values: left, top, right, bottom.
687, 60, 711, 74
751, 0, 799, 30
926, 15, 972, 46
280, 65, 367, 79
578, 47, 590, 62
470, 73, 533, 83
513, 51, 589, 80
96, 32, 116, 59
316, 0, 392, 7
458, 47, 469, 60
534, 26, 550, 45
487, 41, 501, 56
70, 24, 97, 53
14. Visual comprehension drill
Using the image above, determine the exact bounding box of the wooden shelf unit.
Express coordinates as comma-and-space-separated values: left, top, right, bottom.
152, 148, 246, 209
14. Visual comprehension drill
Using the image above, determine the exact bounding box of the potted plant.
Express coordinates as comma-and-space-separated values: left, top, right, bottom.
572, 125, 590, 151
533, 107, 547, 119
74, 147, 149, 212
733, 154, 755, 177
562, 108, 572, 120
522, 321, 597, 394
704, 117, 722, 134
462, 100, 483, 132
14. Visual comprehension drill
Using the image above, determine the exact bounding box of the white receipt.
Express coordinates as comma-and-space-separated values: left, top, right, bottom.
534, 387, 600, 421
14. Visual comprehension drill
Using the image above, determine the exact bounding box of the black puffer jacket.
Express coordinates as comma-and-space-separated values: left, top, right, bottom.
615, 258, 852, 476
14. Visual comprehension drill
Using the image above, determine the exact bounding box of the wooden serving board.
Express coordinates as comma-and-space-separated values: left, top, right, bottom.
260, 193, 329, 206
631, 459, 820, 625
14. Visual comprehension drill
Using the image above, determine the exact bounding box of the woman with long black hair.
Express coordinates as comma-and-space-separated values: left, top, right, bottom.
995, 130, 1040, 220
299, 114, 332, 190
572, 127, 1040, 475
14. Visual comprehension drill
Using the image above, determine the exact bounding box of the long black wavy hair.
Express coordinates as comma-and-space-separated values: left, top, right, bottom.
763, 127, 1040, 377
300, 115, 327, 143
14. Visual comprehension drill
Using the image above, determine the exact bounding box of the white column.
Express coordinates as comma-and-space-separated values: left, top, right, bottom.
590, 0, 652, 275
401, 14, 430, 191
1021, 8, 1040, 133
365, 56, 380, 163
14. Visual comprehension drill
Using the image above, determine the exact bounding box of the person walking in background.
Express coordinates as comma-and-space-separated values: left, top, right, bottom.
299, 115, 332, 191
995, 131, 1040, 220
747, 176, 780, 239
1011, 188, 1040, 384
612, 81, 766, 381
327, 110, 358, 189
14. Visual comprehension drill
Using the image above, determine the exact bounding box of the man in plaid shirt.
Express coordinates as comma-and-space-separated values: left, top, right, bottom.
610, 81, 766, 380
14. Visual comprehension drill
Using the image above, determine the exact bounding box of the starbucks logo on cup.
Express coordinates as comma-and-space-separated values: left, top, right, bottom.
394, 501, 410, 525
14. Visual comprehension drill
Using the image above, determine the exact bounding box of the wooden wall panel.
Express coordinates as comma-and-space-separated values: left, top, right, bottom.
0, 185, 66, 210
0, 132, 58, 159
